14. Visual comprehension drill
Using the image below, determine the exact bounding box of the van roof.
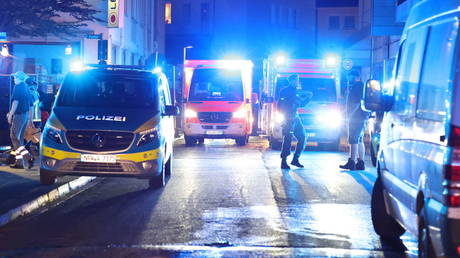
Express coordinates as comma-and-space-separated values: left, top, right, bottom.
406, 0, 460, 29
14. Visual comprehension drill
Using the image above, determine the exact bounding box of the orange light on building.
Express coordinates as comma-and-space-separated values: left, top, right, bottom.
165, 2, 172, 24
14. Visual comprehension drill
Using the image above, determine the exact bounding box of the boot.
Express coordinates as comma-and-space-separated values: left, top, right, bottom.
339, 158, 356, 170
281, 158, 290, 169
291, 157, 304, 168
356, 159, 365, 170
27, 156, 35, 169
10, 159, 24, 169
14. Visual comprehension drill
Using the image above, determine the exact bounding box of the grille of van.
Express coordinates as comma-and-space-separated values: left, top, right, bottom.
66, 131, 134, 152
198, 112, 232, 123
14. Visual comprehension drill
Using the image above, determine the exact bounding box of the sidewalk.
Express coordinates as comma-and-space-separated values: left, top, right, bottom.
0, 160, 95, 227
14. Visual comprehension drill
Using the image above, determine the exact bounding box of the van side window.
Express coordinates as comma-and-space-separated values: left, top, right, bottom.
417, 19, 458, 121
158, 78, 166, 112
393, 26, 429, 116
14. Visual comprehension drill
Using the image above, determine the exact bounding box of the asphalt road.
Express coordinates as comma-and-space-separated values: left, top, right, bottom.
0, 138, 417, 257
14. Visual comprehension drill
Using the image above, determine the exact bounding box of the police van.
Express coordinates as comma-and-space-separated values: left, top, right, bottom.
39, 65, 179, 188
363, 0, 460, 256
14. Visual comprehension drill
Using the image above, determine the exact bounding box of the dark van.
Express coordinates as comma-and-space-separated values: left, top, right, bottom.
39, 65, 179, 188
364, 0, 460, 256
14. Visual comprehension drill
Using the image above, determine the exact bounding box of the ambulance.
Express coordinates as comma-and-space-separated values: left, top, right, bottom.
260, 56, 343, 149
182, 60, 255, 146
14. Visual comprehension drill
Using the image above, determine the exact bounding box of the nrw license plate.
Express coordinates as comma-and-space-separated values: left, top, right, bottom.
81, 154, 116, 163
206, 130, 223, 135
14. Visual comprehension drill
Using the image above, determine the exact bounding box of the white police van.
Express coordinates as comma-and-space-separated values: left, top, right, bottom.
364, 0, 460, 256
40, 65, 179, 189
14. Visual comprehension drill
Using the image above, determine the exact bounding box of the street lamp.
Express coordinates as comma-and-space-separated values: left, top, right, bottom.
183, 46, 193, 64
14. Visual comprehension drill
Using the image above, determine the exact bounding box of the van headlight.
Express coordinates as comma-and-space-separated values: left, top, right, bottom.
185, 109, 197, 118
137, 127, 159, 146
44, 125, 63, 144
315, 110, 342, 128
233, 108, 246, 119
275, 111, 285, 124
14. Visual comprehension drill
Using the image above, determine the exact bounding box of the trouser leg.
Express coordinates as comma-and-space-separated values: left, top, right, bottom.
293, 117, 306, 159
10, 113, 30, 166
280, 119, 294, 159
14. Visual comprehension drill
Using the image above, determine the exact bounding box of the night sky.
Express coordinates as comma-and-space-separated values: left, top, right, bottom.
317, 0, 359, 7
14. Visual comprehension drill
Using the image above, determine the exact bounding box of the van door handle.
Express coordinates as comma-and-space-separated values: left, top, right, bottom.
391, 123, 395, 128
440, 135, 446, 142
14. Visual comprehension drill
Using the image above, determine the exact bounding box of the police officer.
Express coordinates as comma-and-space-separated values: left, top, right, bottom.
278, 74, 312, 169
340, 70, 370, 170
6, 71, 33, 169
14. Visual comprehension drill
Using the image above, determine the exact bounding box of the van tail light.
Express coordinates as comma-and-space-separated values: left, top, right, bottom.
445, 125, 460, 207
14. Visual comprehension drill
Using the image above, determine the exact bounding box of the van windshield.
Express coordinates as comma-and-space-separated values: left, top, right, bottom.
276, 77, 337, 102
56, 72, 158, 109
189, 68, 244, 101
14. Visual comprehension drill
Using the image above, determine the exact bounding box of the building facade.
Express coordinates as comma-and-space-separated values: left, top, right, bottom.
165, 0, 316, 64
344, 0, 422, 82
0, 0, 165, 85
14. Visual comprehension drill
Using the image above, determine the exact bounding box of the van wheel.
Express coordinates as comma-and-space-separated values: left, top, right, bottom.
418, 210, 435, 258
371, 178, 405, 239
165, 153, 172, 177
149, 163, 165, 189
39, 169, 56, 185
370, 141, 378, 167
184, 135, 196, 146
269, 139, 282, 150
236, 135, 248, 146
197, 138, 205, 145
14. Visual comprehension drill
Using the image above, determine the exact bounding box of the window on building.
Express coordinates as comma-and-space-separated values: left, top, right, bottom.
124, 0, 129, 16
201, 2, 210, 31
112, 46, 117, 64
51, 58, 62, 74
329, 16, 340, 30
417, 20, 458, 121
131, 53, 135, 65
24, 58, 36, 74
270, 4, 276, 25
344, 16, 355, 30
122, 49, 127, 65
183, 3, 191, 24
165, 2, 172, 24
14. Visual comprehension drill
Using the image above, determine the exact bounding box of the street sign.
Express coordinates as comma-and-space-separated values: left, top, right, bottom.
342, 59, 353, 71
86, 34, 103, 39
108, 0, 119, 28
0, 32, 6, 41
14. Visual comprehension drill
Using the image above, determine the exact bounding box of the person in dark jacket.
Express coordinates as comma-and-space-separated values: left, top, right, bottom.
6, 71, 33, 169
340, 70, 370, 170
278, 74, 312, 169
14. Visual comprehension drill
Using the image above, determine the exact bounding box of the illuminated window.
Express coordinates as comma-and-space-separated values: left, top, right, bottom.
165, 2, 172, 24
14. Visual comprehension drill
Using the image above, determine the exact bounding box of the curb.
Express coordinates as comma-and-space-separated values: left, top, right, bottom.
0, 176, 96, 227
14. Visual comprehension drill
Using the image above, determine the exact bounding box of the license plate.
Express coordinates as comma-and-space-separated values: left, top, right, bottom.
307, 142, 318, 147
81, 154, 117, 163
206, 130, 223, 135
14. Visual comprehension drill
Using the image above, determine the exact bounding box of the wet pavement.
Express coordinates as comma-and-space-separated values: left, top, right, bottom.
0, 138, 417, 257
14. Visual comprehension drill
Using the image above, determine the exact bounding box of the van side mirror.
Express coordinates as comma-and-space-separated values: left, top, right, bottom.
362, 80, 392, 112
163, 105, 180, 116
251, 93, 259, 104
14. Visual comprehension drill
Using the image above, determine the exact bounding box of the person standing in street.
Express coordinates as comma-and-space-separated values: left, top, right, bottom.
6, 71, 33, 169
340, 70, 370, 171
278, 74, 312, 169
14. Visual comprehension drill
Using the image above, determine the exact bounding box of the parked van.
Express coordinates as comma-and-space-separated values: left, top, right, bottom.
182, 60, 255, 146
39, 65, 179, 188
364, 0, 460, 256
260, 57, 343, 150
